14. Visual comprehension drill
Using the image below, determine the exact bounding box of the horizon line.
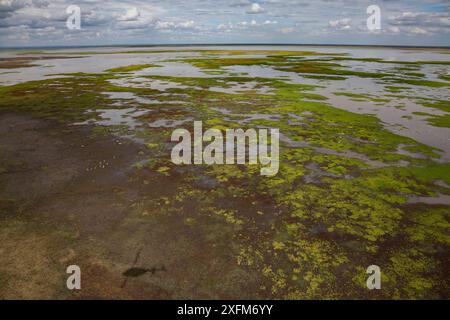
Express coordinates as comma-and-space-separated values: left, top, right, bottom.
1, 43, 450, 50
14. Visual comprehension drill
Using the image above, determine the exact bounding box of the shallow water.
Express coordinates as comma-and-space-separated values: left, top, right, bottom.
1, 45, 449, 160
74, 107, 150, 129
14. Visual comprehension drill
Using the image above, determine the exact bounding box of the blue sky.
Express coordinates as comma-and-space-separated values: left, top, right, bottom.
0, 0, 449, 47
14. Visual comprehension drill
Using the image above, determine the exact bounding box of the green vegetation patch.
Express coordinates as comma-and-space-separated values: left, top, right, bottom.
105, 63, 161, 73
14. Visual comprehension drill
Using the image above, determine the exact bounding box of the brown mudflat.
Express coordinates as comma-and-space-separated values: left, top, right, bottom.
0, 112, 259, 299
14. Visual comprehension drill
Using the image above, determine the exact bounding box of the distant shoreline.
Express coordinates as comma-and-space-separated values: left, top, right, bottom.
1, 43, 450, 50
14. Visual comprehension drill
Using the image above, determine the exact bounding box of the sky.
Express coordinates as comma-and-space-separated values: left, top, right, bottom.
0, 0, 449, 47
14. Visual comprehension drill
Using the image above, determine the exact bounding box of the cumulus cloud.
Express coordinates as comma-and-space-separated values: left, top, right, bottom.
155, 20, 196, 30
0, 0, 449, 46
247, 3, 264, 14
217, 22, 233, 31
389, 12, 450, 28
0, 0, 49, 19
328, 18, 351, 31
118, 7, 140, 21
387, 11, 450, 35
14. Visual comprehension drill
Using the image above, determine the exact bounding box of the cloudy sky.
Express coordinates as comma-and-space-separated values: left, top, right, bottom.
0, 0, 449, 47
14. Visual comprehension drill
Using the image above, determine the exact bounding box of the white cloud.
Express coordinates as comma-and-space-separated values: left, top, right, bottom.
247, 3, 264, 14
237, 19, 272, 28
156, 20, 196, 30
217, 22, 233, 32
388, 11, 450, 36
178, 20, 195, 28
388, 26, 400, 33
390, 11, 450, 28
328, 18, 351, 30
118, 7, 140, 22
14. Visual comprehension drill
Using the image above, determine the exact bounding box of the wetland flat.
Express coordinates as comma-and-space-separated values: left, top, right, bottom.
0, 45, 449, 299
